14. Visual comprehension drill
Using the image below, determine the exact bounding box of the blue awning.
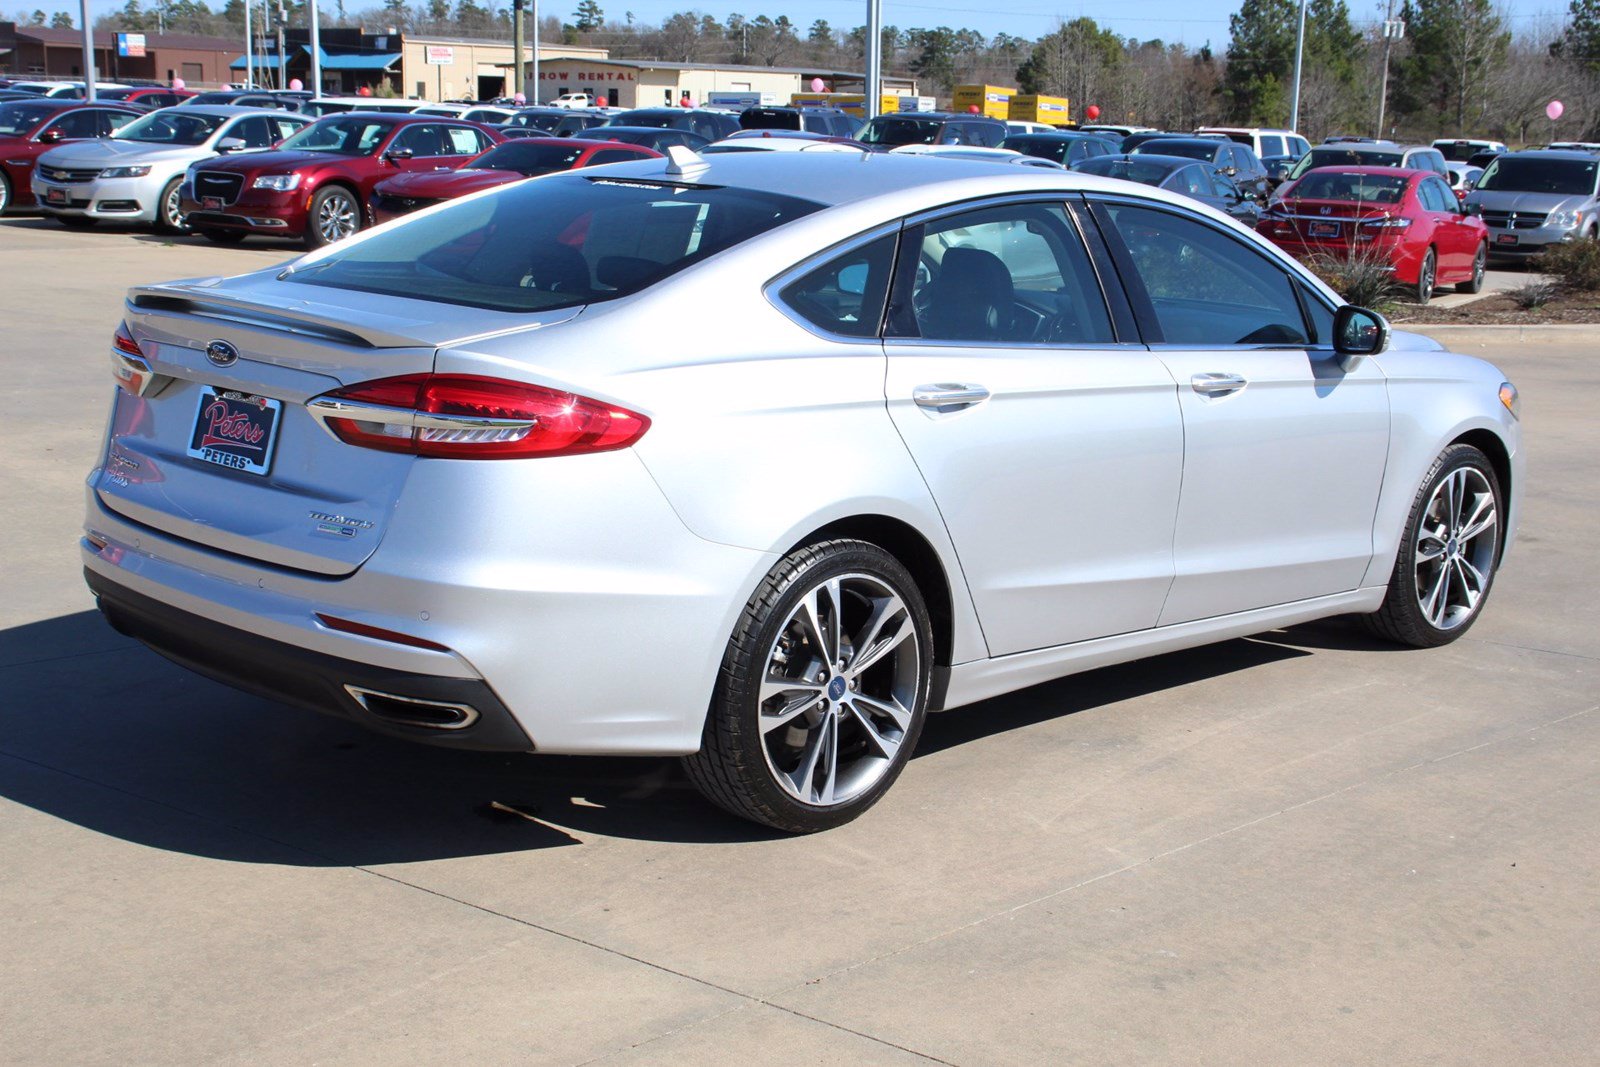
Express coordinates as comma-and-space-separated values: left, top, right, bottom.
230, 47, 399, 72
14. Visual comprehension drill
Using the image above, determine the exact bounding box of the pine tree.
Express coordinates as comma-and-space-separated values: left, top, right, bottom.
1394, 0, 1509, 132
1553, 0, 1600, 72
572, 0, 602, 32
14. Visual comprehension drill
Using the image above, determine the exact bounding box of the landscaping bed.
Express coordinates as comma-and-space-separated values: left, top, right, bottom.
1390, 286, 1600, 324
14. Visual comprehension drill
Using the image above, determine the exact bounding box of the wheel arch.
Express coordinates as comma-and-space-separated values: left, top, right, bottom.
1450, 426, 1513, 562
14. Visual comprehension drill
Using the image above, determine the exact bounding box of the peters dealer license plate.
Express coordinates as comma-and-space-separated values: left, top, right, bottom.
1308, 220, 1341, 238
1497, 233, 1519, 246
45, 186, 68, 205
202, 195, 223, 210
187, 387, 281, 476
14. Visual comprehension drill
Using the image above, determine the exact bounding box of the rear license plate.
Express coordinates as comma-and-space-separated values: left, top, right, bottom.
1308, 221, 1341, 238
45, 186, 67, 205
1496, 233, 1519, 246
187, 387, 281, 476
202, 195, 223, 210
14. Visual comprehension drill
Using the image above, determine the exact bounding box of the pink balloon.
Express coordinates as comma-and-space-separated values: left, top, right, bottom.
172, 77, 185, 90
289, 78, 303, 91
514, 92, 525, 104
1547, 99, 1564, 121
810, 77, 825, 92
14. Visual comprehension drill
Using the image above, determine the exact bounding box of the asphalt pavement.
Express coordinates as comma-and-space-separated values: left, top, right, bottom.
1, 218, 1596, 1065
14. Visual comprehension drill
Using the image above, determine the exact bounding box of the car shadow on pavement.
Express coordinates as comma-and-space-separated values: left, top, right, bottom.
1, 608, 1315, 863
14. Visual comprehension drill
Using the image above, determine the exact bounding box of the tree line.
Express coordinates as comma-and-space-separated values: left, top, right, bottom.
40, 0, 1600, 141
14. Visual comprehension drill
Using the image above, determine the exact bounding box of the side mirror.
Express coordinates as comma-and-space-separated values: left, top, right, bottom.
215, 137, 247, 154
1333, 305, 1389, 371
837, 262, 869, 295
1224, 165, 1237, 176
37, 128, 64, 143
385, 146, 415, 162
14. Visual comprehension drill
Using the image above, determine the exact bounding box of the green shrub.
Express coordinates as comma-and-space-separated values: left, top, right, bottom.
1536, 238, 1600, 291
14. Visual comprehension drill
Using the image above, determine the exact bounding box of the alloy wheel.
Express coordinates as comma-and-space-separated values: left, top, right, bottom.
757, 573, 921, 807
1413, 466, 1498, 631
162, 184, 187, 231
317, 191, 359, 243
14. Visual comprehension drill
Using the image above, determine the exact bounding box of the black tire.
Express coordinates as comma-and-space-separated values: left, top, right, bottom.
683, 539, 934, 833
304, 185, 362, 249
0, 172, 11, 215
1362, 444, 1503, 648
55, 214, 97, 228
1415, 248, 1437, 305
154, 176, 188, 234
198, 229, 246, 245
1456, 242, 1486, 294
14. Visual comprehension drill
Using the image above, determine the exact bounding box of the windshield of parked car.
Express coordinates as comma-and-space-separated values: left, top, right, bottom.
112, 111, 224, 145
277, 117, 392, 155
507, 109, 564, 131
1476, 155, 1599, 195
0, 101, 56, 136
186, 92, 241, 106
1074, 156, 1180, 184
609, 110, 688, 129
1001, 137, 1070, 163
858, 117, 942, 146
1128, 140, 1219, 161
284, 174, 821, 313
1288, 171, 1410, 203
467, 141, 585, 175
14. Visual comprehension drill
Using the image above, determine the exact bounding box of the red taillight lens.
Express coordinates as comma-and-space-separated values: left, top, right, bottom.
111, 322, 150, 395
311, 374, 651, 460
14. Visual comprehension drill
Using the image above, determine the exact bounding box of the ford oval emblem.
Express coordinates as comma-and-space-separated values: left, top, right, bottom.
206, 340, 239, 368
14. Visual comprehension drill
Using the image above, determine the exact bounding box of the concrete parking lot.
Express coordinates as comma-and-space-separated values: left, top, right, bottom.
2, 217, 1596, 1065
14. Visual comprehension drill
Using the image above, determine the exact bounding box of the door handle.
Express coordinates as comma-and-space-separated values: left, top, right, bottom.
1191, 372, 1247, 396
913, 383, 991, 412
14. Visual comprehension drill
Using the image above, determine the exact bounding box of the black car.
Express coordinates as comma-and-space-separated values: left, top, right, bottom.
1128, 136, 1271, 199
1074, 153, 1263, 226
1119, 131, 1182, 152
183, 90, 293, 109
740, 106, 859, 139
504, 106, 610, 136
571, 126, 710, 153
1000, 131, 1117, 167
856, 111, 1007, 151
606, 108, 740, 142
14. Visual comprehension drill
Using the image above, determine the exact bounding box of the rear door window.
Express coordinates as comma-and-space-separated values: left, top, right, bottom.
779, 234, 897, 337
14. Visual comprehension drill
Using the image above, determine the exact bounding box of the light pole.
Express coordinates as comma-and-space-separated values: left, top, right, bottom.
531, 0, 540, 105
244, 0, 253, 88
512, 0, 524, 101
865, 0, 882, 119
1288, 0, 1307, 132
80, 0, 96, 101
308, 0, 321, 96
1376, 0, 1404, 139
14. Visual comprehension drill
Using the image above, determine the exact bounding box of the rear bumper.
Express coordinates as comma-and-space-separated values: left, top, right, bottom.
87, 566, 535, 751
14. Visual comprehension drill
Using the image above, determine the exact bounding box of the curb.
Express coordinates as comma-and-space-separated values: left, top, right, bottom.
1394, 323, 1600, 344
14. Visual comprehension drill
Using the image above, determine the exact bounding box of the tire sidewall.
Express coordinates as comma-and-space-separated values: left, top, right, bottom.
716, 542, 934, 832
155, 176, 187, 234
306, 186, 360, 248
1388, 445, 1503, 646
1416, 249, 1436, 304
0, 172, 11, 214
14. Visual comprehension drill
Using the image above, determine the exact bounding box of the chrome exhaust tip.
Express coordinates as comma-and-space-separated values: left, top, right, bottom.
342, 685, 480, 730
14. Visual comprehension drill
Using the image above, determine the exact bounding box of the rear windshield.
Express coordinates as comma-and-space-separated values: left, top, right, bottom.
610, 110, 687, 129
741, 108, 800, 130
0, 101, 56, 136
1304, 147, 1403, 168
1435, 141, 1488, 161
1289, 171, 1409, 203
859, 117, 942, 146
1130, 140, 1217, 161
284, 174, 821, 313
1002, 138, 1069, 163
468, 141, 584, 175
1476, 156, 1599, 195
508, 110, 564, 131
1075, 156, 1181, 184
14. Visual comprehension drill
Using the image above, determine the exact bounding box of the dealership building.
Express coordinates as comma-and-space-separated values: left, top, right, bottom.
0, 25, 240, 86
516, 56, 918, 109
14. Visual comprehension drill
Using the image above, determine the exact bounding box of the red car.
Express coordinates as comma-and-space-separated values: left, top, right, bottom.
1258, 166, 1488, 304
0, 99, 140, 214
180, 112, 502, 248
370, 137, 661, 224
98, 87, 197, 109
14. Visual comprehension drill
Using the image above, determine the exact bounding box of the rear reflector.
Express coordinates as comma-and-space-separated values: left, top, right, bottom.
315, 612, 453, 652
305, 374, 650, 460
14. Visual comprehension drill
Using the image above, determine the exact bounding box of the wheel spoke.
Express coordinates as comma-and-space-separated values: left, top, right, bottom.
759, 683, 823, 734
852, 691, 913, 734
1459, 495, 1496, 542
796, 587, 836, 667
845, 700, 901, 761
846, 596, 912, 677
1442, 470, 1461, 534
818, 714, 839, 805
1423, 563, 1451, 627
1456, 556, 1486, 605
786, 714, 829, 802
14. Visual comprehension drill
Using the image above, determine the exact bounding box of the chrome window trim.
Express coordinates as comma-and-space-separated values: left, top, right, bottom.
763, 221, 905, 346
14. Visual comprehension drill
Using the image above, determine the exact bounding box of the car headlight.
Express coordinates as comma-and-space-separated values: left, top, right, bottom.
252, 174, 301, 192
100, 165, 151, 178
1548, 209, 1579, 228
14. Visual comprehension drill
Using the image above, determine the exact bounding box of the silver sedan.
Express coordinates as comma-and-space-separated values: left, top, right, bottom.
84, 153, 1523, 831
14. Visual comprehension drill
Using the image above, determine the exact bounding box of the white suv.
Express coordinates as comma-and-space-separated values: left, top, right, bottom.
1197, 126, 1310, 161
552, 92, 595, 109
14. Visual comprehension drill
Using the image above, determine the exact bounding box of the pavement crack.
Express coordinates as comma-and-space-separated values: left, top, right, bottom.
1462, 636, 1600, 662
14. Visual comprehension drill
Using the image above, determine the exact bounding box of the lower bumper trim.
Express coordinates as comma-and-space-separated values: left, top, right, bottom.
85, 567, 534, 752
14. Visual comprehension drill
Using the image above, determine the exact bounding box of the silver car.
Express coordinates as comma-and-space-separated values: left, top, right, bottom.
83, 153, 1523, 832
33, 106, 309, 231
1465, 149, 1600, 264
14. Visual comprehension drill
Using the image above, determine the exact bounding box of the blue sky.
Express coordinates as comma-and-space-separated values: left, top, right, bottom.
17, 0, 1578, 48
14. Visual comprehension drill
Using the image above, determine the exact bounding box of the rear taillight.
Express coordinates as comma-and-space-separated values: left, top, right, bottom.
1361, 215, 1412, 229
110, 322, 153, 396
306, 374, 650, 460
